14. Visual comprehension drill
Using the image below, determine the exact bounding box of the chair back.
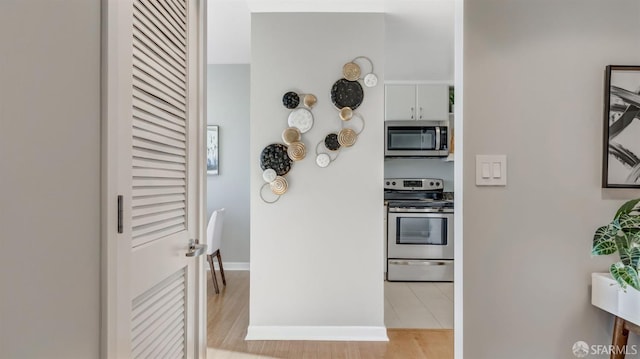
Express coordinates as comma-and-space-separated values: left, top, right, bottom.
206, 208, 225, 255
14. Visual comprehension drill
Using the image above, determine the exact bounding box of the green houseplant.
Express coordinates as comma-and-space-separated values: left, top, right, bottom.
592, 198, 640, 290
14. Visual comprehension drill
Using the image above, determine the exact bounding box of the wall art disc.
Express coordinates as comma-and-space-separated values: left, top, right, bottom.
316, 153, 331, 168
287, 141, 306, 161
287, 108, 314, 133
339, 107, 353, 121
262, 168, 277, 183
260, 143, 292, 176
364, 73, 378, 87
282, 91, 300, 109
281, 127, 301, 145
303, 94, 317, 108
330, 79, 364, 110
270, 176, 288, 195
343, 62, 361, 81
338, 128, 357, 147
324, 133, 341, 151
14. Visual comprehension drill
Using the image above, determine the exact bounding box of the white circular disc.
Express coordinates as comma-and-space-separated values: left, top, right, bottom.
364, 73, 378, 87
262, 168, 277, 183
287, 108, 314, 133
316, 153, 331, 168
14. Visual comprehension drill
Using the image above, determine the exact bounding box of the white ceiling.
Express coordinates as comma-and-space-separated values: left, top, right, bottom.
207, 0, 454, 80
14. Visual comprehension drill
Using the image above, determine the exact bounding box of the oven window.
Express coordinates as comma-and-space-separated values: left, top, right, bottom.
396, 217, 447, 245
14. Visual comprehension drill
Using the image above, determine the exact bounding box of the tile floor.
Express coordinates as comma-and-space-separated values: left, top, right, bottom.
384, 281, 454, 329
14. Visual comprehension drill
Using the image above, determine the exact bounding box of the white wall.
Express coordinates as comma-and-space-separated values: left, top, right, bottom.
385, 0, 454, 81
0, 0, 101, 357
463, 1, 640, 358
207, 64, 251, 264
249, 12, 386, 340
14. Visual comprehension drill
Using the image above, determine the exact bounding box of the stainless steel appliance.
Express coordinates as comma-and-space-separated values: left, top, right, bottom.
385, 178, 453, 281
384, 120, 449, 157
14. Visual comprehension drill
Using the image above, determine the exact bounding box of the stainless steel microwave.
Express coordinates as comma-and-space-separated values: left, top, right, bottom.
384, 120, 449, 157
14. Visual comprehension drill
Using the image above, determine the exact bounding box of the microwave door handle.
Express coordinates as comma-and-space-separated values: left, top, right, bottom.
435, 127, 441, 150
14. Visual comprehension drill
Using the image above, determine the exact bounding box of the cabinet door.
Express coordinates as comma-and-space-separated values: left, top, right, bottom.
385, 85, 417, 121
416, 84, 449, 121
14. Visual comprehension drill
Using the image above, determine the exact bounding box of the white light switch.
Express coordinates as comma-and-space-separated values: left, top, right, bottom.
492, 162, 501, 178
482, 163, 491, 178
476, 155, 507, 186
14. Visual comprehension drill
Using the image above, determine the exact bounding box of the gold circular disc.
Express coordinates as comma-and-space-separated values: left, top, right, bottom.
303, 94, 317, 108
270, 176, 288, 195
286, 141, 306, 161
342, 62, 361, 81
282, 127, 301, 145
340, 107, 353, 121
338, 128, 357, 147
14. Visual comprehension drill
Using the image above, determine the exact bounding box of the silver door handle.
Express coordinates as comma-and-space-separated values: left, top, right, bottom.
185, 239, 207, 257
410, 107, 414, 119
419, 107, 423, 120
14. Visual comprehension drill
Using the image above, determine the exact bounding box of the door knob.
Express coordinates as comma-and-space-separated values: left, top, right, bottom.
185, 239, 207, 257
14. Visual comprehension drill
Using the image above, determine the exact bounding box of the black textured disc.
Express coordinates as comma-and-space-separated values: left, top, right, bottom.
282, 92, 300, 109
330, 79, 364, 110
260, 143, 292, 176
324, 133, 341, 151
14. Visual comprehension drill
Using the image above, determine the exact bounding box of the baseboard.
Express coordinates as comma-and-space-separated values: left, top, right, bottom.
205, 261, 249, 271
245, 326, 389, 341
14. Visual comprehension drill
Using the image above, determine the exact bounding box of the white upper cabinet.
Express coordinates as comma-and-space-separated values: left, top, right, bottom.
385, 84, 449, 121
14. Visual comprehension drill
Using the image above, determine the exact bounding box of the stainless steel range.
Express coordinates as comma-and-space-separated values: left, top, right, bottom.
385, 178, 453, 282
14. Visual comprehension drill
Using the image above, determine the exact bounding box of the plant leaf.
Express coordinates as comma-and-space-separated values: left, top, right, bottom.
615, 230, 630, 255
615, 198, 640, 219
620, 247, 632, 265
593, 224, 620, 247
619, 213, 640, 230
593, 240, 617, 255
630, 247, 640, 269
610, 263, 640, 291
629, 231, 640, 247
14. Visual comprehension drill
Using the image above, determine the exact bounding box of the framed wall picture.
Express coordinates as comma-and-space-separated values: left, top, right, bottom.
207, 125, 219, 175
602, 65, 640, 188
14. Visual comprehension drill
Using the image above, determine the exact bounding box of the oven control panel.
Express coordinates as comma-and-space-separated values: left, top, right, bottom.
384, 178, 443, 191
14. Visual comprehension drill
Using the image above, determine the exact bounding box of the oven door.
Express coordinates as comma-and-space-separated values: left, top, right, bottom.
387, 211, 453, 259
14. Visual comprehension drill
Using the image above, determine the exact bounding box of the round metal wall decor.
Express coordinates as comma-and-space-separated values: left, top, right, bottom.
282, 91, 300, 109
324, 133, 341, 151
270, 176, 288, 195
330, 79, 364, 110
303, 94, 317, 108
287, 141, 306, 161
342, 62, 361, 81
282, 127, 301, 145
260, 143, 292, 176
338, 128, 357, 147
364, 73, 378, 87
339, 107, 353, 121
262, 168, 277, 183
287, 108, 314, 133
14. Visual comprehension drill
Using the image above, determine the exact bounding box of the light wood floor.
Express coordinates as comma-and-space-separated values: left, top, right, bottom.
207, 271, 453, 359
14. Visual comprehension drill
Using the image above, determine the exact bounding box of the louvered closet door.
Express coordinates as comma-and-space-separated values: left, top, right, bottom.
104, 0, 205, 357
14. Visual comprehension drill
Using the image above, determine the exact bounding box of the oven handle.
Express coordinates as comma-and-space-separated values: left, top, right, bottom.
388, 260, 450, 266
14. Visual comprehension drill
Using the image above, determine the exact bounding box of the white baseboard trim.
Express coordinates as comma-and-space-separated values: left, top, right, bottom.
245, 326, 389, 342
205, 261, 249, 271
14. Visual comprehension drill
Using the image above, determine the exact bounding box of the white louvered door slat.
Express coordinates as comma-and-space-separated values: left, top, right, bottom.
144, 0, 186, 42
104, 0, 204, 357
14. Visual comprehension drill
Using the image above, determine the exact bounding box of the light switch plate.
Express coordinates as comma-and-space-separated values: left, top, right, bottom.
476, 155, 507, 186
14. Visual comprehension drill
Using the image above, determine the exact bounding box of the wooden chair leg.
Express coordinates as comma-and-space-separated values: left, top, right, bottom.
612, 316, 629, 359
216, 250, 226, 286
207, 254, 220, 294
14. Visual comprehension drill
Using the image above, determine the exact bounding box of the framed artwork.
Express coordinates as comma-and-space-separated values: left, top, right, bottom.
207, 125, 219, 175
602, 65, 640, 188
